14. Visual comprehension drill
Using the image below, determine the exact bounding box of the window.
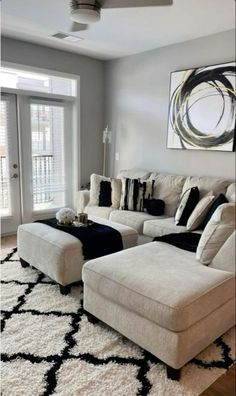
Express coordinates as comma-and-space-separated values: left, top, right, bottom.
31, 102, 66, 211
1, 67, 77, 97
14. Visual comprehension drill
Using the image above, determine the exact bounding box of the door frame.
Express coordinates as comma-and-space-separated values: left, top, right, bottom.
1, 62, 80, 234
2, 61, 81, 210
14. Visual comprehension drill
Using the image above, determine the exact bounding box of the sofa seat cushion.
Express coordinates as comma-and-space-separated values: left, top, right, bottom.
143, 217, 202, 238
109, 210, 165, 234
83, 242, 235, 332
85, 206, 116, 220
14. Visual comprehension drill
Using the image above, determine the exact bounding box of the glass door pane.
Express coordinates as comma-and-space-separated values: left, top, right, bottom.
0, 94, 21, 234
0, 98, 11, 216
30, 103, 66, 211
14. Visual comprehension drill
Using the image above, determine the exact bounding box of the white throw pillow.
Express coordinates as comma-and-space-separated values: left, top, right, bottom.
226, 183, 236, 203
209, 231, 235, 273
186, 195, 215, 231
196, 203, 236, 265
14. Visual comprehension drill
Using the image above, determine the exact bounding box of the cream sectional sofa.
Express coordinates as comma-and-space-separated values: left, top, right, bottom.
77, 169, 235, 239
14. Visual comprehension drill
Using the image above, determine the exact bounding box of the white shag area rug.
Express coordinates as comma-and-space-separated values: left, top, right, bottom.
1, 248, 235, 396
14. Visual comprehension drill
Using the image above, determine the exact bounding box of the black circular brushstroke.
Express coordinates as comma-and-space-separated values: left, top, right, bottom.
169, 65, 236, 149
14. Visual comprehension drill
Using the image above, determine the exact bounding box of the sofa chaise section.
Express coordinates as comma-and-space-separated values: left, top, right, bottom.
83, 239, 235, 379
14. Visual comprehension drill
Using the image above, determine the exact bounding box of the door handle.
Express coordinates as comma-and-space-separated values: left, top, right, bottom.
11, 173, 19, 179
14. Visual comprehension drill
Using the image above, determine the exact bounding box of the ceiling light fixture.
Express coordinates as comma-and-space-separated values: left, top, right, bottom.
70, 2, 101, 24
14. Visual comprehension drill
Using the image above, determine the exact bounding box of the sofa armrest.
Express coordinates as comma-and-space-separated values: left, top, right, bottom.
76, 190, 90, 213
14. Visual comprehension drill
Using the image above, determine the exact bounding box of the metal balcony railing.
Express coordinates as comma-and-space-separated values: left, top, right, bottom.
32, 155, 54, 205
0, 155, 56, 211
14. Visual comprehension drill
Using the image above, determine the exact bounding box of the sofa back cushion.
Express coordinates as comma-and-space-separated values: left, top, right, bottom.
149, 173, 186, 216
196, 203, 236, 265
117, 169, 151, 180
226, 183, 236, 202
209, 231, 235, 273
182, 176, 230, 199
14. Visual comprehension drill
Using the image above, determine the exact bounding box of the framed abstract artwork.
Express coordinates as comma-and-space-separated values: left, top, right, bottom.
167, 62, 236, 151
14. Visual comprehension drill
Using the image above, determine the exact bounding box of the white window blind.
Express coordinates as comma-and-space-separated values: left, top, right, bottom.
30, 102, 66, 211
1, 67, 77, 97
0, 96, 11, 216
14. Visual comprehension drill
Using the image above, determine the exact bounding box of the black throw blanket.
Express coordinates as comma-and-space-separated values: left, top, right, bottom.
153, 232, 201, 252
35, 219, 123, 260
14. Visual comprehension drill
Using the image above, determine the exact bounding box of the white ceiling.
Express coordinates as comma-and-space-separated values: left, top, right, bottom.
1, 0, 235, 60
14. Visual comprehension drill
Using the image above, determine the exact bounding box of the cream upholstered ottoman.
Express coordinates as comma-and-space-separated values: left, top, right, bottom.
17, 216, 138, 294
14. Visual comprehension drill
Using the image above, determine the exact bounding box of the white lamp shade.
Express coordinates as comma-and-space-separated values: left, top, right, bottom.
71, 9, 101, 24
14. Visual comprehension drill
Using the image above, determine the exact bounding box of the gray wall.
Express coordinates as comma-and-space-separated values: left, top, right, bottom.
1, 37, 105, 186
105, 29, 235, 179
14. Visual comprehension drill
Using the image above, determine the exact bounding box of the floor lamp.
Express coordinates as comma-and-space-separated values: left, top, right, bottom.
102, 126, 112, 176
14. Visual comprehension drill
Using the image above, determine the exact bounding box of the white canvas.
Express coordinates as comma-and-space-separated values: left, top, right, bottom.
167, 62, 236, 151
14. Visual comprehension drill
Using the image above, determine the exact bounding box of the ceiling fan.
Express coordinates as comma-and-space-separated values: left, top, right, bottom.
70, 0, 173, 32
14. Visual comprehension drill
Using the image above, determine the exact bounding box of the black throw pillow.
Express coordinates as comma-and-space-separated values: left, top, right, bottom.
144, 199, 165, 216
175, 187, 199, 226
200, 193, 228, 229
99, 181, 112, 207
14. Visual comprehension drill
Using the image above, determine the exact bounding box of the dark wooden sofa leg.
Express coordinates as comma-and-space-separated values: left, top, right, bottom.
59, 284, 71, 295
166, 365, 181, 381
20, 258, 30, 268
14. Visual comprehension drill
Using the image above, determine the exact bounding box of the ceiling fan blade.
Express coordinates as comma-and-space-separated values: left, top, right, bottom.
101, 0, 173, 8
69, 22, 89, 32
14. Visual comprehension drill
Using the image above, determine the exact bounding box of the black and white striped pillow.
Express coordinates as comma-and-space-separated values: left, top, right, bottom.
120, 178, 155, 212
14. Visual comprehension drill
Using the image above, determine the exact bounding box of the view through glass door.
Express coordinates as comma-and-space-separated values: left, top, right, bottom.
0, 94, 21, 235
31, 102, 67, 212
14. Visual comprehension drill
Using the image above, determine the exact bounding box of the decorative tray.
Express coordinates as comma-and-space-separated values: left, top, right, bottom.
57, 220, 94, 228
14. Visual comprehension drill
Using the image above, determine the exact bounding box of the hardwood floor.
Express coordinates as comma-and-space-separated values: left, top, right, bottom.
1, 235, 235, 395
1, 234, 17, 249
200, 364, 235, 396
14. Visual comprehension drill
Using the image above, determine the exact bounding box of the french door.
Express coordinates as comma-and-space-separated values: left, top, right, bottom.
0, 93, 73, 235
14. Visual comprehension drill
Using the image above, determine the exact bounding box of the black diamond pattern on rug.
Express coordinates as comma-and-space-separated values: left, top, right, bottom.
1, 248, 235, 396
